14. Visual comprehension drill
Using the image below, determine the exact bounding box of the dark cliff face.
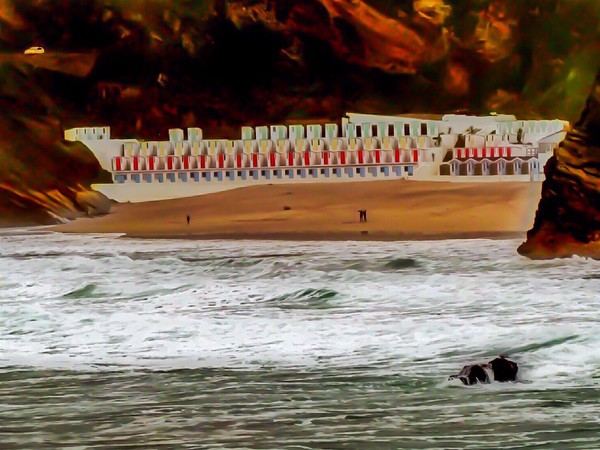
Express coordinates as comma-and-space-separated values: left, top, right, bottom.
518, 73, 600, 259
0, 60, 111, 225
0, 0, 598, 224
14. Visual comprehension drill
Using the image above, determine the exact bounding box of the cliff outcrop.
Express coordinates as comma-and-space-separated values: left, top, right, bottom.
518, 72, 600, 259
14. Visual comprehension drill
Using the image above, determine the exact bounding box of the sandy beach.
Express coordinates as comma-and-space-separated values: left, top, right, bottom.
51, 180, 542, 241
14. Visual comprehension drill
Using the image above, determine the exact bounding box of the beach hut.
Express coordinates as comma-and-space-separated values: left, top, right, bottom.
146, 156, 161, 171
474, 159, 491, 176
294, 138, 309, 153
187, 127, 202, 142
197, 155, 210, 169
347, 138, 363, 152
458, 159, 475, 176
276, 139, 291, 154
129, 156, 144, 171
382, 136, 398, 150
288, 124, 304, 140
355, 149, 370, 165
166, 155, 181, 171
321, 151, 333, 165
371, 149, 385, 164
270, 125, 287, 140
234, 151, 250, 168
250, 152, 265, 168
306, 124, 323, 139
255, 126, 269, 140
489, 159, 506, 175
181, 155, 197, 170
140, 141, 156, 157
243, 140, 257, 156
113, 156, 128, 171
157, 141, 173, 157
329, 137, 346, 152
325, 123, 338, 140
506, 158, 523, 175
286, 151, 300, 167
363, 137, 380, 150
189, 141, 206, 156
521, 158, 538, 175
240, 126, 254, 141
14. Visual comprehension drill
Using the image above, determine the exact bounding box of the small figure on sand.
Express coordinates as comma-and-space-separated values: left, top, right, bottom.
358, 209, 367, 222
186, 214, 191, 225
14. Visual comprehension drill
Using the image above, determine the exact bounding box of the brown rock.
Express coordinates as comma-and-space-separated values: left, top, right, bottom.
518, 72, 600, 259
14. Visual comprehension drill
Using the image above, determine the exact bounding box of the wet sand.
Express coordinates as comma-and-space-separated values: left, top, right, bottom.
52, 180, 542, 241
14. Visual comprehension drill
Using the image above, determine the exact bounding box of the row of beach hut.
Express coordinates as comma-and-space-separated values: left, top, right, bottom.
112, 148, 427, 172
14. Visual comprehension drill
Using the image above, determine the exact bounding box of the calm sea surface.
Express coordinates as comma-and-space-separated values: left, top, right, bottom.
1, 231, 600, 449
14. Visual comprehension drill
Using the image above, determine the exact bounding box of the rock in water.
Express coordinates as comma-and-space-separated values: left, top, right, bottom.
518, 72, 600, 259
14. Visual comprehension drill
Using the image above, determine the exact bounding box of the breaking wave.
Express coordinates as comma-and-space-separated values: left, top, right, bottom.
2, 232, 600, 447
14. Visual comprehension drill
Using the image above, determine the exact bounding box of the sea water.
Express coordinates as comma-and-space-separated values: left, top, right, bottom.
1, 231, 599, 449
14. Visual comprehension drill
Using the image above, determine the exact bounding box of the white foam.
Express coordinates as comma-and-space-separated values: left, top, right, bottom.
0, 234, 599, 388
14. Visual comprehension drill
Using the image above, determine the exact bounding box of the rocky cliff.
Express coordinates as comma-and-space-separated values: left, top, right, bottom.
518, 72, 600, 259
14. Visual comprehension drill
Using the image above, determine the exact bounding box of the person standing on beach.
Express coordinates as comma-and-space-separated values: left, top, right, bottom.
186, 214, 190, 225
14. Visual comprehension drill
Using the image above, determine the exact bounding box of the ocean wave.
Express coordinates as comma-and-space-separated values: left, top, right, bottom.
264, 288, 340, 309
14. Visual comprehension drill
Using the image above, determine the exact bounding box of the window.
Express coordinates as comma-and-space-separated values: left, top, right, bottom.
404, 166, 409, 172
309, 169, 313, 175
372, 124, 377, 137
261, 170, 266, 176
237, 171, 242, 176
420, 123, 428, 135
297, 170, 301, 175
250, 171, 254, 176
381, 168, 385, 173
202, 173, 207, 178
388, 124, 394, 136
404, 124, 410, 135
320, 169, 325, 174
356, 168, 360, 174
225, 171, 230, 177
285, 170, 290, 175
